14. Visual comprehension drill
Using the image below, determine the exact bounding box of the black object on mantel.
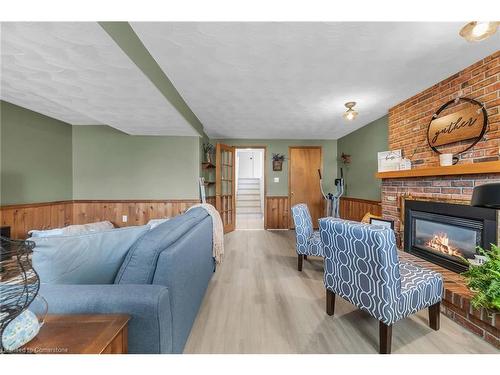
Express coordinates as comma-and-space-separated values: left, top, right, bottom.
471, 182, 500, 209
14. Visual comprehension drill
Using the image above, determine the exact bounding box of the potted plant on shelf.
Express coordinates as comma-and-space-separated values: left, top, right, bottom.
272, 153, 285, 171
203, 143, 216, 164
461, 244, 500, 315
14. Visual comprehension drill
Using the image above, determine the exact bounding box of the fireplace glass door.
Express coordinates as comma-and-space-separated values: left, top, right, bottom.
404, 200, 497, 273
407, 209, 488, 272
413, 218, 481, 261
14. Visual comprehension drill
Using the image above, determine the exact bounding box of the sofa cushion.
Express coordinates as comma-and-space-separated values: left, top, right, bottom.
32, 225, 150, 284
114, 208, 209, 285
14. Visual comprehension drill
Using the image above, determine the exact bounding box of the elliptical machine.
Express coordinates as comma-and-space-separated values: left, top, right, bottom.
318, 168, 344, 218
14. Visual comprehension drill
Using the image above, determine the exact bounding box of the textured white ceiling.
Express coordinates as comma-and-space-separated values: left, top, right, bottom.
132, 22, 499, 139
0, 22, 198, 136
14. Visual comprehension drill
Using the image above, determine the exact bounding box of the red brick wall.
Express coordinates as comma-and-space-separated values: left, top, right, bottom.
383, 51, 500, 233
388, 50, 499, 167
382, 174, 500, 234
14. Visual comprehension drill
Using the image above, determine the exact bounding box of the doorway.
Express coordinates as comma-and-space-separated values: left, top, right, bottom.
289, 146, 322, 229
235, 148, 265, 230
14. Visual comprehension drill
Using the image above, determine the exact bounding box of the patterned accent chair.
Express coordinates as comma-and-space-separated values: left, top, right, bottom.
291, 204, 324, 271
319, 218, 443, 354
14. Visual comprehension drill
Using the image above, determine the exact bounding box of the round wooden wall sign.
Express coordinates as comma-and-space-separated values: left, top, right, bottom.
427, 97, 488, 155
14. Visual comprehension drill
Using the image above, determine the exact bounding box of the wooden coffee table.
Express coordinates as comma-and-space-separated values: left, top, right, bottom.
21, 314, 130, 354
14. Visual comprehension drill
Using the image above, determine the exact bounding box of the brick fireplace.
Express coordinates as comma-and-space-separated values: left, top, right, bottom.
380, 51, 499, 348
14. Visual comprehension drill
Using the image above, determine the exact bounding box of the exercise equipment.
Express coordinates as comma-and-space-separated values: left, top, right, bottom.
199, 177, 207, 203
318, 168, 344, 218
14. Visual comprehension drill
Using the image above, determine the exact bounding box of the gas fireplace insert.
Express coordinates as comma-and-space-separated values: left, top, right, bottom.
404, 200, 497, 273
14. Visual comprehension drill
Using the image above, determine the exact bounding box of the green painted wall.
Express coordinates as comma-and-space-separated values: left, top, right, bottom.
337, 115, 388, 201
0, 101, 344, 204
72, 125, 200, 200
0, 101, 73, 205
214, 139, 337, 196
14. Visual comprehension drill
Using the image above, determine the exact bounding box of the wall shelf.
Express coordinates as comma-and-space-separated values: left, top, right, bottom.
375, 160, 500, 179
202, 162, 216, 169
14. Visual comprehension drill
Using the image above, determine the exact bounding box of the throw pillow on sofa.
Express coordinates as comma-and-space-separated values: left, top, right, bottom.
32, 225, 150, 284
29, 221, 115, 237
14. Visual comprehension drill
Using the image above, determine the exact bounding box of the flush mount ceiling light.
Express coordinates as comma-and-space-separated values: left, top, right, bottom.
343, 102, 358, 121
459, 21, 499, 42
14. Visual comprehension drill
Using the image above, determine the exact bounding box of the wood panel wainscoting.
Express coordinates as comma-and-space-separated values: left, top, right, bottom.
72, 200, 200, 227
265, 196, 381, 230
1, 196, 382, 238
339, 197, 382, 222
1, 199, 200, 239
265, 196, 289, 229
0, 201, 73, 240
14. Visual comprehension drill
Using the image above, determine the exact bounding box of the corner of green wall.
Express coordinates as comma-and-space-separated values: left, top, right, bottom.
1, 100, 73, 205
337, 115, 388, 201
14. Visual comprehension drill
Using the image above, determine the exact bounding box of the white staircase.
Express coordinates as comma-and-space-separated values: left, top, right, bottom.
236, 178, 262, 215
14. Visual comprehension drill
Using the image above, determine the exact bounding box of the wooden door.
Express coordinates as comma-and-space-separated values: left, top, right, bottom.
289, 147, 322, 229
216, 143, 236, 233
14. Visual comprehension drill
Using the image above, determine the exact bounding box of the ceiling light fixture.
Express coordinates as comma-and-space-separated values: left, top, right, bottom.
459, 21, 499, 42
343, 102, 358, 121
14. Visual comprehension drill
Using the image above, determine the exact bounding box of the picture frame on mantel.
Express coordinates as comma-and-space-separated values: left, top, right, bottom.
377, 150, 402, 172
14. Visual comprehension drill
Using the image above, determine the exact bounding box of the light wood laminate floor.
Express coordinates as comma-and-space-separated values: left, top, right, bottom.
236, 213, 264, 230
184, 230, 498, 354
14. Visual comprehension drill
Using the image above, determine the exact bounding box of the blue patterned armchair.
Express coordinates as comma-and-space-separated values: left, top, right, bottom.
319, 218, 443, 354
291, 204, 324, 271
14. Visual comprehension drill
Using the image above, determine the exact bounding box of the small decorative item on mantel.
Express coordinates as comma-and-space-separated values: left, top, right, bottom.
203, 143, 216, 164
0, 237, 47, 353
272, 153, 286, 171
399, 158, 412, 171
377, 150, 402, 172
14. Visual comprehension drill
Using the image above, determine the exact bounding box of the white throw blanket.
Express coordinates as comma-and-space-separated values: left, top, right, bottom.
188, 203, 224, 264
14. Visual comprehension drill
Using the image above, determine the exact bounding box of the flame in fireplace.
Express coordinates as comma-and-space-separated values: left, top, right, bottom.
425, 232, 462, 257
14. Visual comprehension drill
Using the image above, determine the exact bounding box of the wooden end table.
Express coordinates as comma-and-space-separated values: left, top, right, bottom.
20, 314, 130, 354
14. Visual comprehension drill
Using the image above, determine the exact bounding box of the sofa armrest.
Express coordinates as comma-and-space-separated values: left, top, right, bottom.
152, 216, 215, 353
39, 284, 172, 354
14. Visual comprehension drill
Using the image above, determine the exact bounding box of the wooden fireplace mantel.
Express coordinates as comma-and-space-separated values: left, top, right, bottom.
375, 160, 500, 179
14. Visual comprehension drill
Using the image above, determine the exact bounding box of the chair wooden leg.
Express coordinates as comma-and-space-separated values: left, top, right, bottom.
428, 302, 441, 331
326, 289, 335, 316
303, 255, 307, 260
297, 255, 303, 271
379, 322, 392, 354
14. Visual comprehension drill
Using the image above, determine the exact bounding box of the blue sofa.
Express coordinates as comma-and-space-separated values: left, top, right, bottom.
39, 207, 215, 354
